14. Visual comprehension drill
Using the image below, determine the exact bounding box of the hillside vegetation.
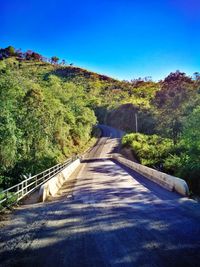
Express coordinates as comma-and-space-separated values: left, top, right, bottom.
0, 46, 200, 194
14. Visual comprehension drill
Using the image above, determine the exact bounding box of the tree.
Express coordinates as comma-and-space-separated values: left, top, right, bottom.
177, 106, 200, 193
61, 59, 66, 66
154, 71, 195, 144
31, 52, 42, 61
15, 48, 24, 59
51, 56, 59, 64
25, 50, 33, 60
25, 50, 42, 61
5, 46, 15, 56
0, 66, 24, 183
193, 72, 200, 82
0, 46, 16, 59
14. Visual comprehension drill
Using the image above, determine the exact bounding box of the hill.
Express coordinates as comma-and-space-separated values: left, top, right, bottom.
0, 46, 200, 194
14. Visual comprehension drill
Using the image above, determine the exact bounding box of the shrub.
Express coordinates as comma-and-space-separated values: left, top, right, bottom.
122, 133, 173, 168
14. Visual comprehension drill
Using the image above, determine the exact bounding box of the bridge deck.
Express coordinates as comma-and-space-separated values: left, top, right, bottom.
0, 125, 200, 267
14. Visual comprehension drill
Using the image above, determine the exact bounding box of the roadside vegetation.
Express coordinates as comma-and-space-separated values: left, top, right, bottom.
122, 72, 200, 195
122, 133, 173, 168
0, 45, 200, 195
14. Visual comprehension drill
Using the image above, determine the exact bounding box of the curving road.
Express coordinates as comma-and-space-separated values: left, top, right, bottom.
84, 124, 124, 159
0, 125, 200, 267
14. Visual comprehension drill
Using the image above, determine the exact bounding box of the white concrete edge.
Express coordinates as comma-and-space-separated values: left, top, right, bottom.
112, 154, 189, 196
39, 159, 81, 202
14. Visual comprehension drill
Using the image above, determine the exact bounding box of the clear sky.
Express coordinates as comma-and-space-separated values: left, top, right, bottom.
1, 0, 200, 81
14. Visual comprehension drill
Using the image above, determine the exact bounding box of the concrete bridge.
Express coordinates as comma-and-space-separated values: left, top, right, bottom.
0, 125, 200, 267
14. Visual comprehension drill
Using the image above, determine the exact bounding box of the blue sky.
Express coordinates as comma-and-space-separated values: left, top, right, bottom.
1, 0, 200, 81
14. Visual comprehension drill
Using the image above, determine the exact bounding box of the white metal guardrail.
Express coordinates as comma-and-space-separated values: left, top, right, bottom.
0, 157, 77, 209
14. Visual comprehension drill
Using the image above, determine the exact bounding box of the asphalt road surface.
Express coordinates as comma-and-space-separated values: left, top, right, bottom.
0, 125, 200, 267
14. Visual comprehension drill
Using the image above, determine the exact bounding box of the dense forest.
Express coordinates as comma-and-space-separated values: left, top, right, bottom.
0, 46, 200, 195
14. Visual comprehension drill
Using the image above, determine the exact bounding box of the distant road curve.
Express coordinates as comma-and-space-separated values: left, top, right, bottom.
85, 124, 124, 159
98, 124, 124, 138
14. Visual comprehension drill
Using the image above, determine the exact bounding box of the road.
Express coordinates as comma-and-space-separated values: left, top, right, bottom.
0, 125, 200, 267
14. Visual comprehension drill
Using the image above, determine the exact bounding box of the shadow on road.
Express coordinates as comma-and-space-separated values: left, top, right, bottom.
1, 191, 200, 267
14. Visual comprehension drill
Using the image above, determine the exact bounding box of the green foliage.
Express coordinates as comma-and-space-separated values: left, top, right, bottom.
1, 46, 200, 195
0, 58, 96, 188
0, 191, 17, 210
123, 106, 200, 194
6, 46, 15, 56
154, 71, 199, 144
175, 106, 200, 193
122, 133, 173, 167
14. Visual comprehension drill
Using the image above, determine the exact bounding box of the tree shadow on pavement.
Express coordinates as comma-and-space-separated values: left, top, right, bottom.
1, 194, 200, 267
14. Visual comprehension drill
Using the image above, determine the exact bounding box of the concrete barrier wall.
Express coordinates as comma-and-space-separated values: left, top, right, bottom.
39, 159, 80, 202
113, 154, 189, 196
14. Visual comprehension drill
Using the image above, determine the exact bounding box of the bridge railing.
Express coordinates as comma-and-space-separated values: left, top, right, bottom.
0, 157, 76, 209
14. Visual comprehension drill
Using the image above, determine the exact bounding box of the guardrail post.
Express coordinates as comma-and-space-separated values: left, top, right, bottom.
21, 182, 24, 197
5, 190, 8, 205
17, 185, 19, 198
25, 179, 28, 193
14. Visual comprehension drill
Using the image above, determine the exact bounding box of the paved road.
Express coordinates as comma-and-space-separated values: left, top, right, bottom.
0, 125, 200, 267
85, 125, 124, 159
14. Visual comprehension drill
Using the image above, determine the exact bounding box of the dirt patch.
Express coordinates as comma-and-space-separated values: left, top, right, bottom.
21, 190, 40, 205
0, 209, 12, 227
120, 147, 139, 163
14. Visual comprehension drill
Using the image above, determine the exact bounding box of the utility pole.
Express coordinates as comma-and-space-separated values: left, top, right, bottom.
135, 112, 138, 132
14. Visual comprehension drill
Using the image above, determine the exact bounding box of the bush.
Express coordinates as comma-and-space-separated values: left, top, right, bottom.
0, 191, 17, 210
122, 133, 173, 168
